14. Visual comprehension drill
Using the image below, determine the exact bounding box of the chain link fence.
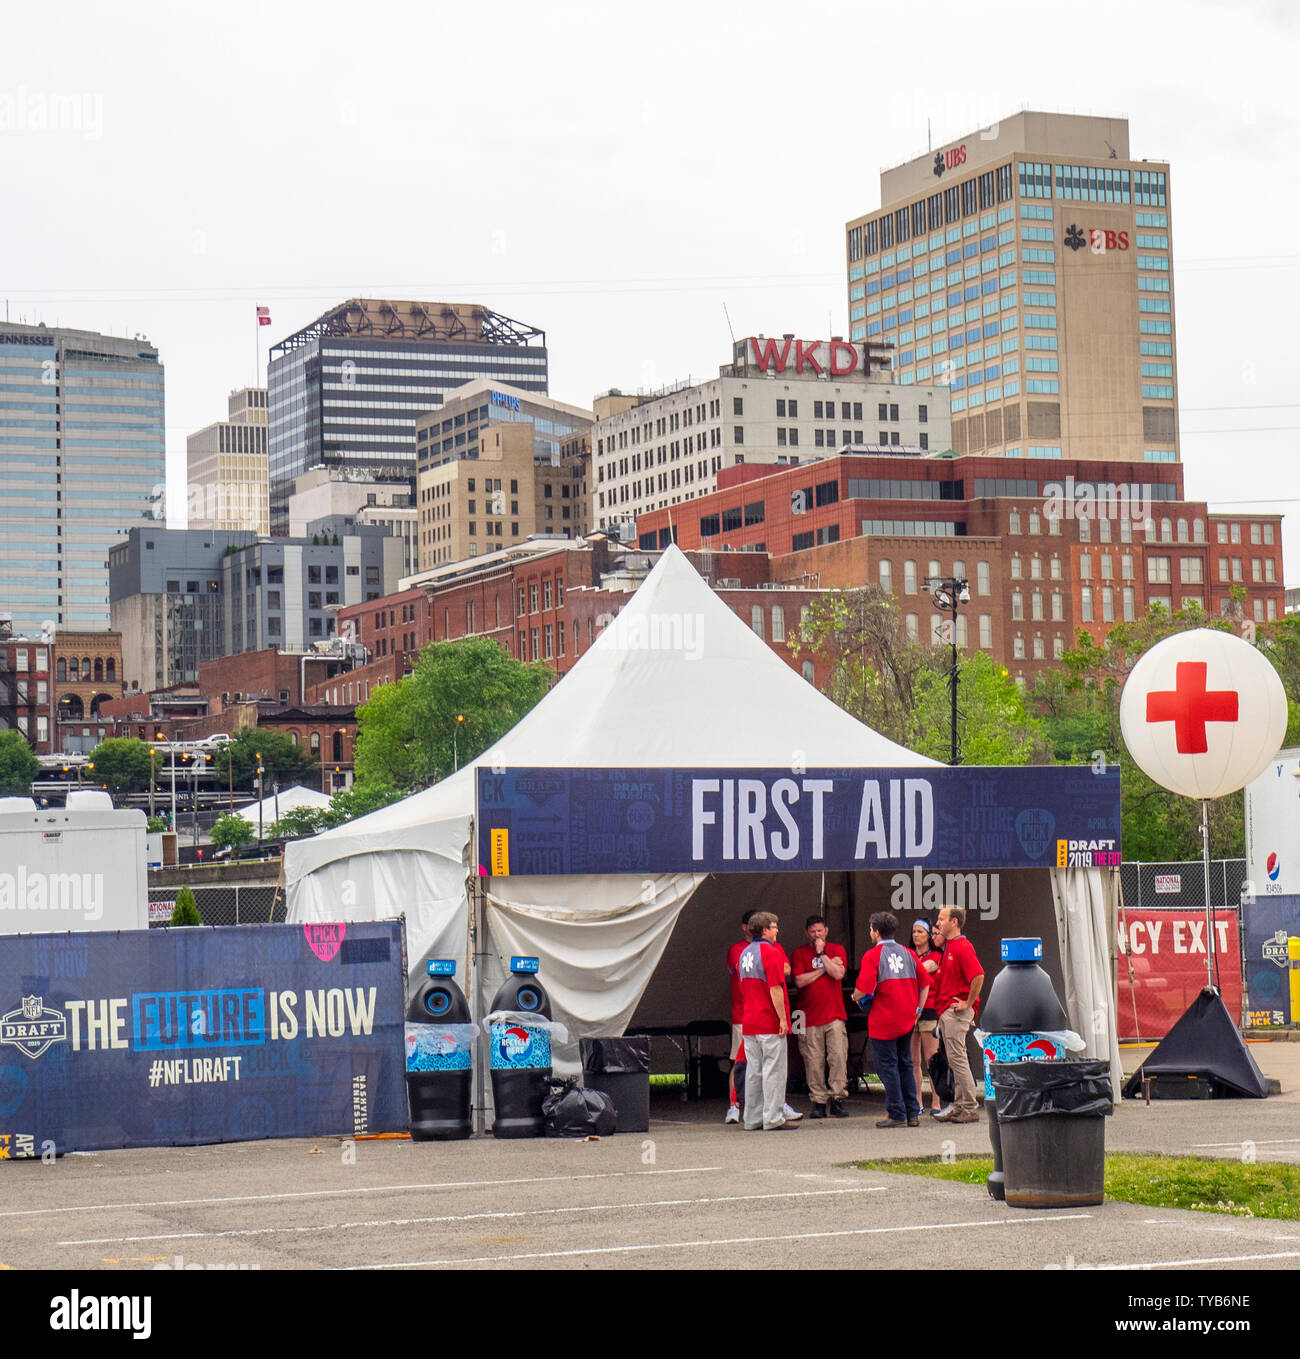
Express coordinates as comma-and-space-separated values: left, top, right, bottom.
148, 884, 286, 927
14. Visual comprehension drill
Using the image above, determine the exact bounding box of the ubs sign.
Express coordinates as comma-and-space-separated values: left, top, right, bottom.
933, 145, 967, 178
746, 337, 869, 378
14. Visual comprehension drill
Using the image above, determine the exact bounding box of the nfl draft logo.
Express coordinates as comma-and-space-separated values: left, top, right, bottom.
1263, 931, 1291, 969
0, 996, 68, 1059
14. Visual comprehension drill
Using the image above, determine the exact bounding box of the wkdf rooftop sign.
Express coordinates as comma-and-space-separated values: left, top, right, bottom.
476, 766, 1121, 877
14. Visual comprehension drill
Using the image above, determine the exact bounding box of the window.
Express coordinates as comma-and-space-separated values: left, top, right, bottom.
1010, 554, 1022, 579
1051, 592, 1064, 621
904, 560, 918, 593
977, 561, 990, 595
1081, 587, 1094, 623
979, 615, 992, 649
1148, 556, 1172, 583
905, 614, 919, 642
1079, 552, 1092, 580
1181, 557, 1203, 584
879, 560, 892, 593
1050, 556, 1063, 580
772, 607, 785, 642
751, 605, 764, 639
1011, 590, 1023, 621
1009, 509, 1021, 534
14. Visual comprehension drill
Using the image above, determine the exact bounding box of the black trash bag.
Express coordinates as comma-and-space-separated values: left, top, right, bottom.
928, 1037, 955, 1105
542, 1078, 618, 1138
580, 1036, 652, 1074
992, 1059, 1114, 1122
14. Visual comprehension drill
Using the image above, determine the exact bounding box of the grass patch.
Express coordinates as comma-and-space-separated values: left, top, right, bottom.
857, 1153, 1300, 1220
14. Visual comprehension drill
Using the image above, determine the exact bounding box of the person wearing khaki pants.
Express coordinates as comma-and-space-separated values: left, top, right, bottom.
930, 905, 986, 1124
791, 915, 849, 1118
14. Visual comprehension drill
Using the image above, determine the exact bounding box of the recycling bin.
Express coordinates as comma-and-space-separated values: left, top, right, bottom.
488, 957, 553, 1139
405, 960, 474, 1141
978, 937, 1070, 1201
580, 1036, 651, 1133
992, 1059, 1114, 1208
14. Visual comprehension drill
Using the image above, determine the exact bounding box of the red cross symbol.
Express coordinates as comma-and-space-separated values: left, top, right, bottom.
1145, 661, 1239, 754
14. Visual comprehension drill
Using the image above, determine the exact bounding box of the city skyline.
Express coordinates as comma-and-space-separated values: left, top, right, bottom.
0, 0, 1292, 573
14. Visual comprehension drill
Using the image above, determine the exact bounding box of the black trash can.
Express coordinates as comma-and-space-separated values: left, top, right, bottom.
992, 1059, 1113, 1209
580, 1036, 651, 1133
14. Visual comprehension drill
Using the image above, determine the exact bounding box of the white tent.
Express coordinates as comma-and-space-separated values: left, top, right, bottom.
235, 784, 333, 829
286, 545, 1121, 1089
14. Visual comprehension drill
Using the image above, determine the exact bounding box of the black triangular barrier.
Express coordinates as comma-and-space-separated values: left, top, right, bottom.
1122, 988, 1270, 1099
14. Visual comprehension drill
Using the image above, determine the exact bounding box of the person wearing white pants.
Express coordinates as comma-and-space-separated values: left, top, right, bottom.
737, 913, 799, 1131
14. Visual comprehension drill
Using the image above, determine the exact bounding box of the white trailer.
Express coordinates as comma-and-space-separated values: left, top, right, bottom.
0, 791, 148, 933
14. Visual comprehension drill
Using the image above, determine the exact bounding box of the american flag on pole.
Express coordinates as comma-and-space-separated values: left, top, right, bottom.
257, 305, 271, 327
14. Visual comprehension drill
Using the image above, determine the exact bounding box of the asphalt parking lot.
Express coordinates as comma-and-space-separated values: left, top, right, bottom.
3, 1041, 1298, 1274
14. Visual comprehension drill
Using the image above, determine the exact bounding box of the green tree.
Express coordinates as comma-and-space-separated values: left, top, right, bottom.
790, 587, 1047, 763
210, 812, 255, 852
87, 737, 154, 797
1256, 613, 1300, 746
146, 815, 168, 833
322, 781, 404, 828
268, 806, 329, 839
222, 728, 318, 792
354, 639, 553, 791
0, 730, 40, 796
170, 885, 201, 926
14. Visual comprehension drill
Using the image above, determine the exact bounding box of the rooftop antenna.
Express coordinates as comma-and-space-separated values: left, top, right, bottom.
722, 302, 736, 346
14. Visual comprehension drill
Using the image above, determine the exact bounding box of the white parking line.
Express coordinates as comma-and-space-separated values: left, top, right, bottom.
58, 1186, 886, 1247
1191, 1139, 1300, 1148
1100, 1250, 1300, 1270
0, 1166, 724, 1220
349, 1213, 1094, 1268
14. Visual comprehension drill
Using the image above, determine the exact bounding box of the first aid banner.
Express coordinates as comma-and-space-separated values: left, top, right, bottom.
0, 922, 407, 1156
476, 766, 1121, 876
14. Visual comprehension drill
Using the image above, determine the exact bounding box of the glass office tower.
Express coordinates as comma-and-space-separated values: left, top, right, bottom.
0, 322, 164, 631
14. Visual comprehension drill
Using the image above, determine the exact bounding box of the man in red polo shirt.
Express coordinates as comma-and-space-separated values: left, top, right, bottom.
852, 911, 928, 1128
739, 912, 799, 1131
931, 904, 985, 1124
725, 910, 755, 1124
791, 914, 849, 1118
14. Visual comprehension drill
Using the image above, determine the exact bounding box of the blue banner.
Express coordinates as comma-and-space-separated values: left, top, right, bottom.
0, 922, 407, 1156
477, 766, 1121, 876
1242, 893, 1300, 1027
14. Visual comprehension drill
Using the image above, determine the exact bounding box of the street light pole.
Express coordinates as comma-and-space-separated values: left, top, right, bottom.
927, 576, 970, 766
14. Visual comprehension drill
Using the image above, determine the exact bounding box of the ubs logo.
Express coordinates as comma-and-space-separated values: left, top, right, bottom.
932, 145, 966, 179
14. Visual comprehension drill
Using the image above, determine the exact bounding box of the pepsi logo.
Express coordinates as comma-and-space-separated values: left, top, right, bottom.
1267, 853, 1281, 882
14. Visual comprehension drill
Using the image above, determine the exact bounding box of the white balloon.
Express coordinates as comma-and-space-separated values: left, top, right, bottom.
1119, 629, 1288, 799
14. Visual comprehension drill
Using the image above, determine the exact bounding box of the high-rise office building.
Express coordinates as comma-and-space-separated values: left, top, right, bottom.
846, 112, 1174, 465
0, 321, 164, 632
186, 386, 270, 535
267, 299, 547, 534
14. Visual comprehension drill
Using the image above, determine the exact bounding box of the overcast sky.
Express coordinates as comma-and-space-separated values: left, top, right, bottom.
1, 0, 1295, 576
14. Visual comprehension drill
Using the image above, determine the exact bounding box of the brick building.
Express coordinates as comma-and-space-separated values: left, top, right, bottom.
637, 453, 1284, 683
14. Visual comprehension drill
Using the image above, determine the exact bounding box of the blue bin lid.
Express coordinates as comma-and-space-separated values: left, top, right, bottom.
510, 956, 540, 974
428, 959, 456, 976
1001, 937, 1043, 962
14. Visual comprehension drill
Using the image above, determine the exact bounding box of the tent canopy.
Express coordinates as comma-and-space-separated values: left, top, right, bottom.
235, 784, 332, 828
286, 545, 1120, 1088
